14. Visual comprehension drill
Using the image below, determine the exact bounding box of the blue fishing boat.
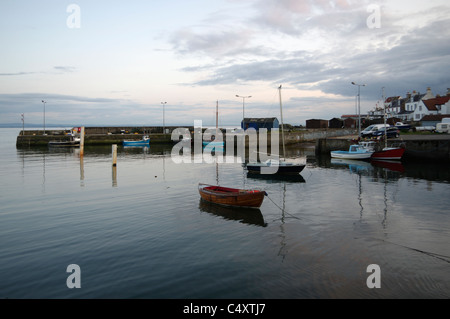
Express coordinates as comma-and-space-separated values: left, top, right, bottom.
123, 135, 150, 147
330, 144, 373, 160
203, 140, 224, 149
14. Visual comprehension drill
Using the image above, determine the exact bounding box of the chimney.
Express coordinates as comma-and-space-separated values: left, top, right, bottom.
447, 88, 450, 96
424, 87, 434, 100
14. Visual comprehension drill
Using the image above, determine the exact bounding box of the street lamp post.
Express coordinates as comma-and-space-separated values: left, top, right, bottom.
351, 82, 366, 138
21, 113, 24, 135
236, 95, 251, 129
41, 100, 46, 135
161, 102, 167, 134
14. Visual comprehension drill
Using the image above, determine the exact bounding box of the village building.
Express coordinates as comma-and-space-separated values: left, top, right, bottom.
328, 118, 344, 128
377, 87, 450, 123
306, 119, 328, 129
241, 118, 279, 131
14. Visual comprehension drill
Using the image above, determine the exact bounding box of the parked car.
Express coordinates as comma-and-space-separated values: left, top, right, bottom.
360, 124, 391, 138
372, 127, 400, 139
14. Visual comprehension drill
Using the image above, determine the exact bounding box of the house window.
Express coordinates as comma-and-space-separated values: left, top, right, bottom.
419, 105, 422, 111
415, 114, 421, 120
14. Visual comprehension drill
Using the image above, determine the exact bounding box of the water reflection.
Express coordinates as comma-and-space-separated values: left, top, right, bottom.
15, 144, 450, 185
198, 200, 267, 227
317, 152, 450, 183
246, 171, 306, 183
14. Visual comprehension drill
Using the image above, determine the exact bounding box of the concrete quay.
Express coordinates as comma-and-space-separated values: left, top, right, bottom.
16, 127, 357, 147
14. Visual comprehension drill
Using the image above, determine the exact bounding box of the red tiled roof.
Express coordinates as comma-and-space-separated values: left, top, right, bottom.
423, 96, 450, 111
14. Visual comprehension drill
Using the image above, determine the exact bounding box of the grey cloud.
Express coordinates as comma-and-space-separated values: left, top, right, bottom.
53, 66, 77, 73
0, 66, 77, 76
0, 72, 36, 76
171, 27, 252, 57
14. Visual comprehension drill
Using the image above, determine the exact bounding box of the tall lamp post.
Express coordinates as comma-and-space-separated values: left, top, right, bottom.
21, 113, 25, 135
161, 102, 167, 134
41, 100, 46, 135
236, 95, 251, 129
351, 82, 366, 138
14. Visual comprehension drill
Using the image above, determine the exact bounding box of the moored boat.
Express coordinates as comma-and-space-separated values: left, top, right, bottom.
330, 144, 374, 160
48, 135, 80, 147
360, 138, 405, 161
246, 159, 306, 175
371, 146, 405, 160
363, 89, 406, 161
123, 135, 150, 147
202, 140, 224, 151
198, 183, 267, 209
203, 101, 224, 150
245, 85, 305, 175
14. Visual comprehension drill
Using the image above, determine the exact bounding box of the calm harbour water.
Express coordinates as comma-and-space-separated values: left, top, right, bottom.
0, 128, 449, 299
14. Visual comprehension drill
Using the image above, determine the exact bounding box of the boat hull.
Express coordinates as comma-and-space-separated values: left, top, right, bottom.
331, 144, 374, 160
330, 151, 373, 160
202, 141, 224, 152
198, 184, 266, 208
123, 137, 150, 147
123, 141, 150, 147
371, 148, 405, 160
48, 138, 80, 147
246, 163, 305, 175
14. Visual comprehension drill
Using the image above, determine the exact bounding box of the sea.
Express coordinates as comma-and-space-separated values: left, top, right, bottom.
0, 127, 449, 301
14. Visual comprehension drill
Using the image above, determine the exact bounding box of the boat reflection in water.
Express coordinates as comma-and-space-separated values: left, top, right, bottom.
331, 158, 372, 174
246, 171, 306, 183
371, 160, 405, 173
198, 200, 267, 227
331, 158, 405, 175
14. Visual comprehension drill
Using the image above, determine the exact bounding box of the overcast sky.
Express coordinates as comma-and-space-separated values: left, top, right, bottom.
1, 0, 449, 127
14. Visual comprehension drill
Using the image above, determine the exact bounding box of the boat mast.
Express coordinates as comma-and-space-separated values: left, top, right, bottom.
216, 100, 219, 137
382, 87, 387, 149
278, 85, 286, 159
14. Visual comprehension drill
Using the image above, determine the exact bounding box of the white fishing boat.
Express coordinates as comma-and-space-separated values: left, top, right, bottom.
48, 134, 81, 147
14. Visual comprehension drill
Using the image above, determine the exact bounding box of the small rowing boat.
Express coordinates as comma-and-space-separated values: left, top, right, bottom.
198, 183, 267, 209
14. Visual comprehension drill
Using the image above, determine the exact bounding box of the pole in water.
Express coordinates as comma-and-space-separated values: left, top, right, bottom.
112, 144, 118, 167
80, 126, 85, 156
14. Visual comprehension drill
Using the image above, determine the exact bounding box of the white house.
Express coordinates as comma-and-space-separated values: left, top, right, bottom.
422, 95, 450, 117
360, 87, 450, 122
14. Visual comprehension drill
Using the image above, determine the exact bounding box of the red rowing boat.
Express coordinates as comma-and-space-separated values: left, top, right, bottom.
198, 184, 267, 209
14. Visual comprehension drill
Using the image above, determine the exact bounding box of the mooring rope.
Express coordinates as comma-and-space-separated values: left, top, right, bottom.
265, 193, 302, 221
361, 237, 450, 264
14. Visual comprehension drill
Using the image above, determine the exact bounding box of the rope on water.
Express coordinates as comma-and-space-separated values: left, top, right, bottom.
265, 193, 302, 221
362, 237, 450, 264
